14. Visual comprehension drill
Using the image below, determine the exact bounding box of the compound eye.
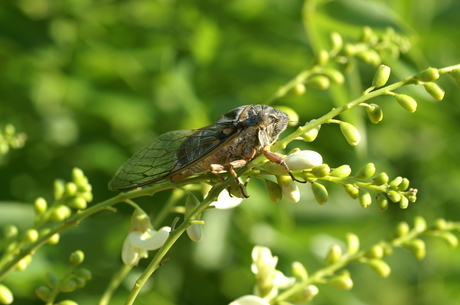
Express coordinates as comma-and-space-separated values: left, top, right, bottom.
257, 111, 270, 123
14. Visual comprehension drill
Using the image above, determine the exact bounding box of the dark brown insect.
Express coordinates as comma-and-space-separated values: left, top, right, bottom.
109, 105, 291, 192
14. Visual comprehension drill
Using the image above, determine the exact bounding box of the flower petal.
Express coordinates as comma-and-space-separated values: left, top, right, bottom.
211, 190, 244, 209
229, 295, 270, 305
128, 226, 171, 250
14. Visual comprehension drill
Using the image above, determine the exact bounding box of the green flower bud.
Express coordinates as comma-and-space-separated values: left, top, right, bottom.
358, 189, 372, 208
302, 124, 321, 142
416, 67, 439, 82
389, 176, 403, 189
60, 279, 77, 292
387, 191, 401, 203
285, 83, 306, 98
16, 255, 32, 271
438, 231, 458, 247
365, 245, 384, 259
360, 26, 374, 42
72, 167, 86, 185
330, 32, 343, 54
311, 182, 328, 205
311, 164, 330, 177
187, 223, 203, 242
66, 196, 87, 210
277, 175, 300, 203
399, 195, 409, 209
265, 180, 283, 203
344, 184, 359, 199
340, 122, 361, 146
448, 68, 460, 86
36, 286, 51, 302
74, 276, 86, 288
325, 245, 342, 265
307, 75, 330, 90
46, 271, 59, 289
423, 82, 445, 101
399, 178, 410, 191
366, 103, 384, 124
377, 193, 389, 211
344, 43, 356, 56
263, 161, 287, 176
355, 163, 375, 180
81, 191, 93, 203
276, 106, 299, 126
57, 300, 79, 305
316, 49, 329, 66
49, 205, 71, 221
404, 239, 426, 260
34, 197, 48, 216
330, 165, 352, 178
395, 94, 417, 113
75, 268, 92, 280
286, 150, 323, 170
0, 284, 13, 304
433, 218, 447, 230
22, 229, 39, 243
372, 65, 391, 88
324, 68, 345, 85
64, 182, 78, 197
328, 274, 353, 290
368, 259, 391, 278
54, 179, 66, 200
345, 233, 360, 255
382, 243, 393, 256
373, 172, 389, 185
0, 142, 9, 155
291, 261, 308, 281
395, 221, 410, 237
413, 216, 427, 232
40, 229, 60, 245
356, 49, 381, 66
4, 225, 18, 239
70, 250, 85, 266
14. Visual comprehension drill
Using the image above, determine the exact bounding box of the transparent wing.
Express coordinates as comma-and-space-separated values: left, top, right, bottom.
109, 123, 238, 191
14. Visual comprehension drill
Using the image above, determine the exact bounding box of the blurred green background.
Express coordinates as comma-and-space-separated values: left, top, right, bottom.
1, 0, 460, 304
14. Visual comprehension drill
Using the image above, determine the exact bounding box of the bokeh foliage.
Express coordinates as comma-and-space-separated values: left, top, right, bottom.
1, 0, 460, 304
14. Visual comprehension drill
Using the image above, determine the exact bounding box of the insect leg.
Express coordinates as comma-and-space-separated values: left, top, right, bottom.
210, 161, 250, 198
262, 147, 307, 183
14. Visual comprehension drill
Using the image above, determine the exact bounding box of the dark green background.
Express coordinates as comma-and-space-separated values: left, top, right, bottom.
1, 0, 460, 304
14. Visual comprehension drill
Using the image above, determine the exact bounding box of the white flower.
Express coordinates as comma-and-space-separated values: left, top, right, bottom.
285, 150, 323, 170
122, 227, 171, 266
229, 295, 270, 305
276, 175, 300, 203
210, 189, 244, 209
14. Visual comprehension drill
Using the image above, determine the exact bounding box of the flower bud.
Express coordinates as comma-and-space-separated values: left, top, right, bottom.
399, 196, 409, 209
399, 178, 410, 191
302, 124, 321, 142
66, 196, 87, 210
395, 94, 417, 113
16, 255, 32, 271
365, 245, 384, 259
328, 274, 353, 290
324, 68, 345, 85
387, 191, 401, 203
448, 68, 460, 86
368, 259, 391, 278
0, 284, 13, 304
360, 26, 374, 42
307, 75, 330, 90
185, 194, 203, 241
34, 197, 48, 216
36, 286, 51, 302
355, 163, 375, 180
4, 225, 18, 239
187, 223, 203, 242
325, 245, 342, 265
439, 231, 458, 247
265, 180, 282, 203
404, 239, 426, 260
75, 268, 92, 280
346, 233, 360, 255
54, 179, 66, 200
344, 43, 356, 56
413, 216, 427, 232
311, 164, 330, 178
311, 182, 328, 205
433, 218, 447, 230
276, 175, 300, 203
372, 172, 389, 185
72, 167, 86, 185
22, 229, 39, 243
46, 271, 59, 288
64, 182, 78, 197
377, 193, 389, 211
49, 205, 71, 221
330, 165, 352, 178
291, 261, 308, 281
340, 122, 361, 146
74, 276, 86, 288
60, 279, 77, 292
285, 83, 306, 98
416, 67, 439, 82
366, 103, 384, 124
343, 184, 359, 199
69, 250, 85, 266
395, 221, 410, 237
372, 65, 391, 88
276, 106, 299, 126
316, 49, 329, 66
330, 32, 343, 54
358, 189, 372, 208
40, 229, 60, 245
423, 82, 444, 101
389, 176, 403, 189
285, 150, 323, 170
57, 300, 79, 305
355, 49, 381, 66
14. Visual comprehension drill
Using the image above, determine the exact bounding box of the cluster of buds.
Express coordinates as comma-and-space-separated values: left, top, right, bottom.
36, 250, 92, 304
0, 124, 27, 155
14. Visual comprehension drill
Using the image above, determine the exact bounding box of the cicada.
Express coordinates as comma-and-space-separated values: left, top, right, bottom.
108, 104, 291, 192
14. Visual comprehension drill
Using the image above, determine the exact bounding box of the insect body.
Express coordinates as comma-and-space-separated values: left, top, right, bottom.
109, 105, 289, 191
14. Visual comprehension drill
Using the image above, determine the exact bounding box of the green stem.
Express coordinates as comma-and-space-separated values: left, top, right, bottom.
99, 264, 133, 305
